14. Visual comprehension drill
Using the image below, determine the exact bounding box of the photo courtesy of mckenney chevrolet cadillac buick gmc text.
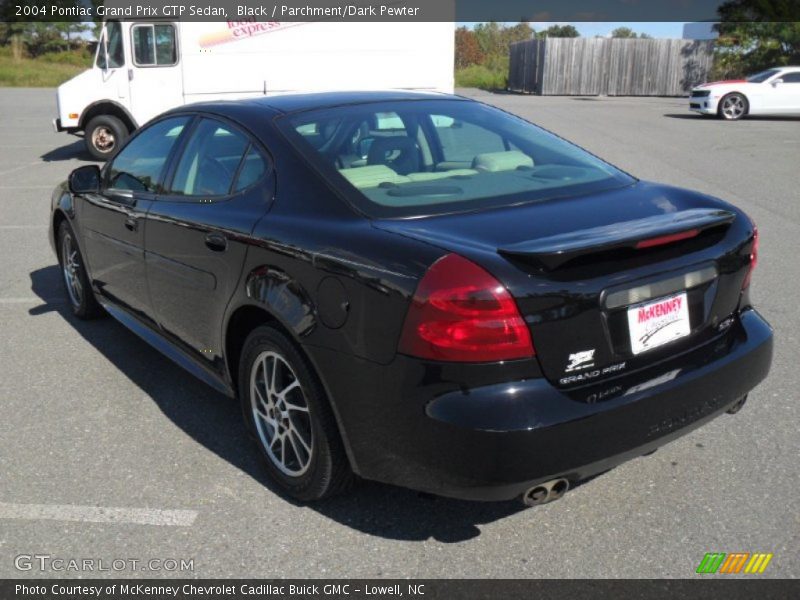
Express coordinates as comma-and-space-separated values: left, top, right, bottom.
50, 92, 772, 505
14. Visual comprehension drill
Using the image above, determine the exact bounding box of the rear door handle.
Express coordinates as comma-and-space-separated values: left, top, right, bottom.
124, 217, 138, 232
205, 232, 227, 252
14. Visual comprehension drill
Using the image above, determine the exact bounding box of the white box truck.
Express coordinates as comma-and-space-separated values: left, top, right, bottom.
53, 20, 455, 159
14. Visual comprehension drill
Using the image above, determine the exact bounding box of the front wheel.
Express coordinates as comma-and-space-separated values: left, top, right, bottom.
239, 326, 353, 501
57, 221, 102, 319
718, 93, 748, 120
84, 115, 128, 160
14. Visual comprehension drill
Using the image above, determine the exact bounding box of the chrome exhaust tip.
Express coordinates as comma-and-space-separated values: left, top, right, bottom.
521, 478, 570, 507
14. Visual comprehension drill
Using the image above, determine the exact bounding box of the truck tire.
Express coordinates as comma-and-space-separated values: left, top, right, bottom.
85, 115, 128, 161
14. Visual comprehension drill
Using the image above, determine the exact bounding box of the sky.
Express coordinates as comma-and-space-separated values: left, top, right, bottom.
462, 22, 692, 39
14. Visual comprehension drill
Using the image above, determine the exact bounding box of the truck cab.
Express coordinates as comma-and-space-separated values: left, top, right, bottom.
54, 20, 183, 159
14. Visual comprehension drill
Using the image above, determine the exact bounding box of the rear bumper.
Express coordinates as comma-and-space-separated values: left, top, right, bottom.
312, 309, 772, 501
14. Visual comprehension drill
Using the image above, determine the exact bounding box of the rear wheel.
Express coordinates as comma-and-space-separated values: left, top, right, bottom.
85, 115, 128, 160
57, 221, 102, 319
239, 325, 353, 501
718, 93, 748, 120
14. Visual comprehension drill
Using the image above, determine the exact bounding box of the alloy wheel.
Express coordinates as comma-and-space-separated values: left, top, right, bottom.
250, 350, 314, 476
61, 233, 83, 307
721, 95, 746, 120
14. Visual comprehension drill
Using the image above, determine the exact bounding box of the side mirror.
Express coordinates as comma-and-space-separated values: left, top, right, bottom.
68, 165, 101, 194
771, 78, 784, 86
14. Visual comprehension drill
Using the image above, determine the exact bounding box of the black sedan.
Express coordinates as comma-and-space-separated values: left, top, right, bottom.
49, 91, 772, 504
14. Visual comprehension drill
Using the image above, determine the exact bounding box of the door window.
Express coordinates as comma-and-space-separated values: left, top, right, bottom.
132, 24, 178, 67
781, 72, 800, 83
233, 147, 268, 192
96, 21, 124, 69
106, 117, 189, 193
168, 119, 251, 197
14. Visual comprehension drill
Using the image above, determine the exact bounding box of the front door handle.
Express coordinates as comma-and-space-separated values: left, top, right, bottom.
124, 217, 138, 232
205, 232, 227, 252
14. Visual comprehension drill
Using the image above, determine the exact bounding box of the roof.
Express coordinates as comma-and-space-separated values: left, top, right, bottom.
171, 90, 463, 119
242, 90, 458, 113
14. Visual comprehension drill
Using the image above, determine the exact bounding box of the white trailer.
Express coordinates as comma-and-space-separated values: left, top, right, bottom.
54, 20, 455, 159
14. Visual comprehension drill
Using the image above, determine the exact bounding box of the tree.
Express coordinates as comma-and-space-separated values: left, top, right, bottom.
712, 0, 800, 78
0, 0, 93, 58
611, 27, 638, 39
455, 27, 484, 69
537, 25, 580, 39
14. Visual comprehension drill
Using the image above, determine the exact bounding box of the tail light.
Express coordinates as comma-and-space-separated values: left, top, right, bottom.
398, 254, 534, 362
742, 226, 758, 289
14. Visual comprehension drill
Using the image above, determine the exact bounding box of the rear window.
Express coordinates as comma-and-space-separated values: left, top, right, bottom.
278, 100, 634, 218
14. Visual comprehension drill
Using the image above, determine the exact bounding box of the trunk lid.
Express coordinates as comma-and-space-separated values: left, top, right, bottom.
375, 182, 754, 387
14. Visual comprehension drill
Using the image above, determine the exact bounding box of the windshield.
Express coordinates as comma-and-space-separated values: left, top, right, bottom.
279, 99, 635, 218
747, 69, 781, 83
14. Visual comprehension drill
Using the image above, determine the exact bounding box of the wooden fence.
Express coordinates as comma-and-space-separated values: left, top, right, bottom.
509, 38, 715, 96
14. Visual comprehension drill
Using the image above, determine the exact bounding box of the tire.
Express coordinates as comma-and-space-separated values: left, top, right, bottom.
84, 115, 128, 160
718, 93, 748, 121
239, 325, 353, 501
57, 221, 103, 319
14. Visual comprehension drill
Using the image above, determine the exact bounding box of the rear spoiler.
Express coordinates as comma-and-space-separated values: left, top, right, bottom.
497, 208, 736, 270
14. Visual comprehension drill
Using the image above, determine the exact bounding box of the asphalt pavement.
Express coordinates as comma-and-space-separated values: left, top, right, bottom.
0, 87, 797, 578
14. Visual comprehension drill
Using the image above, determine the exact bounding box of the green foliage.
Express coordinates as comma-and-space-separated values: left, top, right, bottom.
611, 27, 652, 39
712, 1, 800, 79
537, 25, 580, 39
0, 46, 90, 87
455, 22, 533, 90
455, 64, 508, 90
0, 1, 93, 58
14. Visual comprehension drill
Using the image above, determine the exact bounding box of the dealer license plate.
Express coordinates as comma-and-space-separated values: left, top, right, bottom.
627, 292, 690, 355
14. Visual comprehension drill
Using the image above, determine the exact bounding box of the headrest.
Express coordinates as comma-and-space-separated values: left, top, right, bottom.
472, 150, 534, 172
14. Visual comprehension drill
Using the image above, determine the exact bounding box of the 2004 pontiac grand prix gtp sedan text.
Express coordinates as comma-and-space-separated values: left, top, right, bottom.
50, 92, 773, 505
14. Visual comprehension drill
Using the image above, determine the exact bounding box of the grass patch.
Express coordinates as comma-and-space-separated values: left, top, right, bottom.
0, 47, 92, 87
455, 64, 508, 91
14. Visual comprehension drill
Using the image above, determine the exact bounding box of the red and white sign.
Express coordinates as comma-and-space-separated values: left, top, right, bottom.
627, 292, 690, 355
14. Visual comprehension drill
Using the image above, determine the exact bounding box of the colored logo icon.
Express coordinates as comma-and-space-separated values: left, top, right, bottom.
696, 552, 773, 574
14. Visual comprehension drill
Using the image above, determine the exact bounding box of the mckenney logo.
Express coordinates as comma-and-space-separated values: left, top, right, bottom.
637, 296, 683, 324
696, 552, 774, 574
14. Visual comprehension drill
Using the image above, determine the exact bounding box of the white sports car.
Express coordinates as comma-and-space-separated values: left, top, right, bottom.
689, 66, 800, 120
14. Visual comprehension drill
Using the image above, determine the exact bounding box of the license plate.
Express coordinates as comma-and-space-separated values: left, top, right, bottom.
627, 292, 690, 355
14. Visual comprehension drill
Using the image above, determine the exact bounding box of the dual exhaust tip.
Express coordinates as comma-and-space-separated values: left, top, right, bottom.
522, 478, 570, 507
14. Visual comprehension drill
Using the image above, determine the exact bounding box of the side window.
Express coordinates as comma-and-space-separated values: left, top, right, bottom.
782, 72, 800, 83
132, 24, 177, 67
234, 147, 268, 192
106, 117, 189, 193
432, 115, 505, 163
96, 21, 124, 69
169, 119, 249, 197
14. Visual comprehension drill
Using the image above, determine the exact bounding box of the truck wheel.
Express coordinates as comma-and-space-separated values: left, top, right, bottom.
85, 115, 128, 160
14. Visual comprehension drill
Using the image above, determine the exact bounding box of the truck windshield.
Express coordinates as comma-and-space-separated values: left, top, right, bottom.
279, 99, 634, 218
96, 21, 124, 69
